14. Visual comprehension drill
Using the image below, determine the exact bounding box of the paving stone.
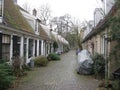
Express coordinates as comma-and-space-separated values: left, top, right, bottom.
10, 50, 99, 90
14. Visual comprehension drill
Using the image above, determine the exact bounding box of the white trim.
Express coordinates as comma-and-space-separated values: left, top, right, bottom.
0, 0, 4, 23
20, 36, 24, 57
10, 35, 13, 62
26, 38, 29, 63
37, 39, 39, 56
41, 40, 44, 55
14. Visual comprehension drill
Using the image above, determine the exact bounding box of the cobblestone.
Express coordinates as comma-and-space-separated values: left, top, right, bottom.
11, 50, 99, 90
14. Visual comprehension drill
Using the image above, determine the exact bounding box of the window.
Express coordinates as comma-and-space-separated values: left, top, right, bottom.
2, 34, 10, 61
35, 19, 38, 32
2, 44, 10, 61
23, 38, 27, 59
39, 41, 41, 55
0, 0, 3, 17
35, 40, 37, 56
28, 39, 33, 58
2, 34, 10, 44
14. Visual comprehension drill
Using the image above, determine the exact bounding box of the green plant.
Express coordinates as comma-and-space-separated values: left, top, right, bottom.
53, 42, 58, 48
34, 56, 48, 66
92, 53, 105, 79
112, 80, 120, 90
0, 63, 16, 90
108, 0, 120, 61
0, 59, 8, 63
22, 64, 31, 71
12, 55, 23, 77
47, 53, 60, 61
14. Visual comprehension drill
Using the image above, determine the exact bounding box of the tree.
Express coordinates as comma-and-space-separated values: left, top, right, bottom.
51, 14, 73, 36
51, 15, 83, 49
37, 4, 51, 25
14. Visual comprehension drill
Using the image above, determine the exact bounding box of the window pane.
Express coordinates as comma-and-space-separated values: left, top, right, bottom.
0, 0, 2, 16
2, 44, 10, 61
2, 35, 10, 44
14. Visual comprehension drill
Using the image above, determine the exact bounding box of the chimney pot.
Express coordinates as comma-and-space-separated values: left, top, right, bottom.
33, 9, 37, 16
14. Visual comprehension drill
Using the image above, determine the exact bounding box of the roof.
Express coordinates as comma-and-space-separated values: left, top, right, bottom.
39, 24, 51, 41
51, 31, 69, 45
3, 0, 34, 34
82, 2, 118, 43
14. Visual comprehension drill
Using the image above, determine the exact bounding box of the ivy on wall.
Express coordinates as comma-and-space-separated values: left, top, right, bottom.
109, 0, 120, 60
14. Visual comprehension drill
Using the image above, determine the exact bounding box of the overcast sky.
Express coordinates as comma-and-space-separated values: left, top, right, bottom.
18, 0, 102, 21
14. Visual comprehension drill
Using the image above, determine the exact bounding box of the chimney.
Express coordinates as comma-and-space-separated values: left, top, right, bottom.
13, 0, 17, 4
33, 9, 37, 16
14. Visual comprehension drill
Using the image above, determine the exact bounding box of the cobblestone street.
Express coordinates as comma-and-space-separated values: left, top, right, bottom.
11, 50, 99, 90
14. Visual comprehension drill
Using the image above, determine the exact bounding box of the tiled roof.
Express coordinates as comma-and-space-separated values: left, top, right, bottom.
3, 0, 34, 34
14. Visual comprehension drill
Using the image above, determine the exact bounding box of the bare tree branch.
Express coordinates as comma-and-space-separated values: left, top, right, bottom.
37, 4, 51, 25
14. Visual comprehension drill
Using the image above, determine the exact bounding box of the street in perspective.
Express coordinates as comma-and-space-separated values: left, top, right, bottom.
0, 0, 120, 90
10, 51, 99, 90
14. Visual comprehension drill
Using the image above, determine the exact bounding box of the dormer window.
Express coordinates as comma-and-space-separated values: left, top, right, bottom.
0, 0, 4, 23
35, 19, 41, 35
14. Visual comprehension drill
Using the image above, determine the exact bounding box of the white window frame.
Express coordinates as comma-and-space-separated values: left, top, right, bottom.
0, 0, 4, 23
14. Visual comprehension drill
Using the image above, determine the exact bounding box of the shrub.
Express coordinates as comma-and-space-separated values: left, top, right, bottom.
47, 53, 60, 61
0, 63, 16, 90
12, 56, 23, 77
22, 64, 31, 71
34, 56, 48, 66
112, 80, 120, 90
92, 53, 105, 79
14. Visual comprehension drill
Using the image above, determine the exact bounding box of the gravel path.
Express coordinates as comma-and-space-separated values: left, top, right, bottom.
11, 50, 99, 90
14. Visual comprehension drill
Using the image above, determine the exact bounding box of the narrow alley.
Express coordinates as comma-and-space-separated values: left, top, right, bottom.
11, 50, 99, 90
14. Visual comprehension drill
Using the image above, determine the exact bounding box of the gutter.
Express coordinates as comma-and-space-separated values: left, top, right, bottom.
0, 24, 43, 39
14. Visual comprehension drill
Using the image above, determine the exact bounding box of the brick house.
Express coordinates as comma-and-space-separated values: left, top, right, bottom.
82, 0, 120, 78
